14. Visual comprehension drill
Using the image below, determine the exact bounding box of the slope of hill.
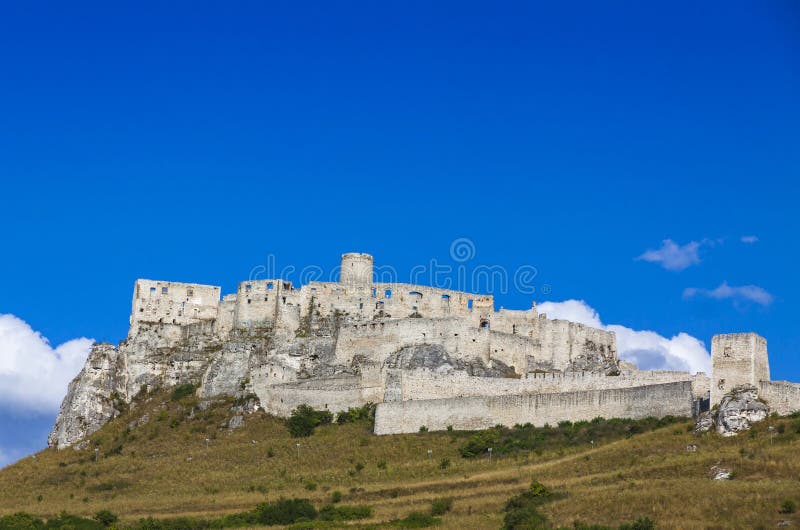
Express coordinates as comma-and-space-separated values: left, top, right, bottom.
1, 389, 798, 529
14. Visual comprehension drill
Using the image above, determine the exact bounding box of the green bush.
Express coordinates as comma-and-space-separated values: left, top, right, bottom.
170, 384, 197, 401
0, 513, 44, 530
460, 416, 684, 459
430, 498, 453, 516
501, 480, 553, 530
439, 457, 450, 469
329, 490, 342, 503
317, 504, 373, 521
780, 499, 796, 514
287, 405, 333, 437
255, 498, 317, 525
335, 403, 376, 425
93, 510, 118, 527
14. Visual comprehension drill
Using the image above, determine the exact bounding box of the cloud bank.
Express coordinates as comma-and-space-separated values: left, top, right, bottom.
537, 300, 710, 374
0, 314, 93, 414
683, 282, 773, 307
636, 239, 703, 271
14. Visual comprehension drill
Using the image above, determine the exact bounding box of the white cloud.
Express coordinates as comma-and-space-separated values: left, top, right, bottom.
0, 314, 93, 413
537, 300, 710, 374
636, 239, 703, 271
740, 235, 759, 244
683, 282, 773, 307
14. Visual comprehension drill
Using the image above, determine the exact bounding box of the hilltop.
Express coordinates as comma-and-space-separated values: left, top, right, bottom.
2, 388, 799, 529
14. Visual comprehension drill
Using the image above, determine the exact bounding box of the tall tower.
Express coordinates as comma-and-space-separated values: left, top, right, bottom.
710, 333, 770, 406
340, 253, 374, 288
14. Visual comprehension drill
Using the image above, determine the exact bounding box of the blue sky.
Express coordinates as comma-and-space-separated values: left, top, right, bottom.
1, 1, 798, 467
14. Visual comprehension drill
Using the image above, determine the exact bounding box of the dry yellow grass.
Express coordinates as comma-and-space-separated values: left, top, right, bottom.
1, 391, 798, 529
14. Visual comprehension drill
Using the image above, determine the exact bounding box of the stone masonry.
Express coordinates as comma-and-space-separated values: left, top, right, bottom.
49, 252, 799, 448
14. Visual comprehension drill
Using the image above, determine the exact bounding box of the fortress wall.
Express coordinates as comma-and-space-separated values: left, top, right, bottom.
760, 380, 800, 416
392, 369, 699, 401
214, 298, 237, 339
711, 333, 769, 406
489, 307, 539, 336
374, 381, 694, 434
536, 317, 617, 370
234, 280, 280, 328
334, 316, 616, 373
258, 377, 378, 417
130, 280, 220, 335
298, 281, 494, 325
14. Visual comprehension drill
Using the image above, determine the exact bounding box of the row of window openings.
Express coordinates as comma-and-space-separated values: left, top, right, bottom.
243, 282, 292, 293
150, 286, 195, 297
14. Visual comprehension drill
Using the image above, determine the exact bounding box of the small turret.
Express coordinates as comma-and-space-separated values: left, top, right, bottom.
340, 253, 374, 288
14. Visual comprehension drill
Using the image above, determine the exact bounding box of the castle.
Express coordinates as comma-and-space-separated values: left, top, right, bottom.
49, 253, 800, 447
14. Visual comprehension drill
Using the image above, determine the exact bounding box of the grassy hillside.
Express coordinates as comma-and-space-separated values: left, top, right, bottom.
1, 389, 798, 529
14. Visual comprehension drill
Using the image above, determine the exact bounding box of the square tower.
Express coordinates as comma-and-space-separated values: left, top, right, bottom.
710, 333, 769, 406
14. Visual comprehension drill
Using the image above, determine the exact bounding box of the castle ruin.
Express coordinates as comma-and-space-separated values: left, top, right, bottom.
49, 253, 800, 447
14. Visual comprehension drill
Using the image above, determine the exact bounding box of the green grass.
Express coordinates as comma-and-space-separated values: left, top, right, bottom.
1, 391, 799, 529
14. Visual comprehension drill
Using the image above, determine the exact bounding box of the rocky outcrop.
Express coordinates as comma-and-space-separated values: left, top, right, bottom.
385, 344, 516, 378
48, 343, 127, 449
695, 384, 768, 437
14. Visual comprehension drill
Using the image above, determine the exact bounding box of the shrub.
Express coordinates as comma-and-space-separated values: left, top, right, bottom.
780, 499, 796, 514
330, 490, 343, 503
287, 405, 333, 437
335, 403, 377, 425
170, 384, 197, 401
317, 504, 373, 521
255, 498, 317, 525
419, 425, 428, 433
377, 460, 388, 470
501, 481, 553, 530
93, 510, 118, 527
430, 498, 453, 516
439, 458, 450, 470
0, 513, 45, 530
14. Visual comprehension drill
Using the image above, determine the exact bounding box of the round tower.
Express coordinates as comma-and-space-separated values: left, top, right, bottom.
340, 252, 374, 287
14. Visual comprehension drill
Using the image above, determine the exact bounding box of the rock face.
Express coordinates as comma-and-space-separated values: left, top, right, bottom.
48, 343, 127, 449
695, 384, 768, 437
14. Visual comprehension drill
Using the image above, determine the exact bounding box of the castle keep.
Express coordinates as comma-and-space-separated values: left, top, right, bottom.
49, 253, 800, 447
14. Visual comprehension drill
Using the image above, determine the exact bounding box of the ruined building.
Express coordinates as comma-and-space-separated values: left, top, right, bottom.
49, 253, 800, 447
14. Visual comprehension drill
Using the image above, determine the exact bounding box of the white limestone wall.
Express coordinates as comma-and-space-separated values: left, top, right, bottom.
711, 333, 770, 406
760, 380, 800, 416
374, 381, 694, 434
130, 280, 220, 335
257, 377, 378, 417
389, 369, 702, 401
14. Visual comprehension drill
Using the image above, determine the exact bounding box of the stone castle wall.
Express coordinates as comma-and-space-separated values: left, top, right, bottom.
374, 381, 694, 434
388, 368, 706, 401
129, 280, 220, 336
711, 333, 770, 406
760, 380, 800, 416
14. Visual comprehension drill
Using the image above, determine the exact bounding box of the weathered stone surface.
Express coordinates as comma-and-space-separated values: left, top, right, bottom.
48, 343, 127, 449
694, 411, 715, 433
59, 252, 791, 449
228, 415, 244, 430
716, 384, 768, 436
695, 384, 769, 437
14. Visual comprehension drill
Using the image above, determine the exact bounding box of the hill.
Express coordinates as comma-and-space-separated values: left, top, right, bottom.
1, 389, 799, 529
